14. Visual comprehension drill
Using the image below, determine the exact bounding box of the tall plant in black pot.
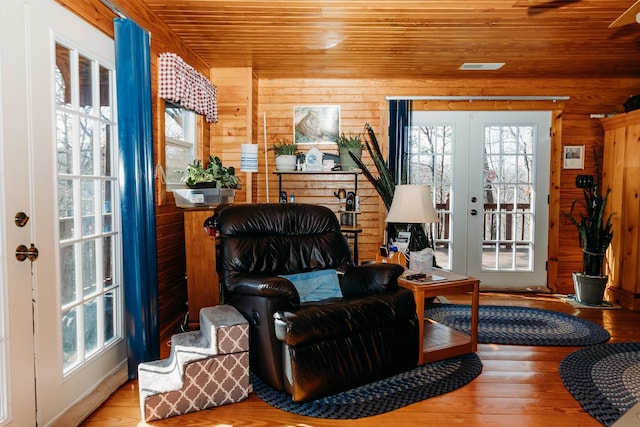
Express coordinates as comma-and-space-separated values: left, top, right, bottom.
348, 123, 431, 251
563, 150, 614, 305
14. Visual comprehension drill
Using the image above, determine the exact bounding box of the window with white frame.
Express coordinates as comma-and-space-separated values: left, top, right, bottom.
55, 42, 122, 375
165, 103, 196, 188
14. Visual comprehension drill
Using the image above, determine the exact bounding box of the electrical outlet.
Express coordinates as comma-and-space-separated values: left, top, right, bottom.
576, 175, 594, 188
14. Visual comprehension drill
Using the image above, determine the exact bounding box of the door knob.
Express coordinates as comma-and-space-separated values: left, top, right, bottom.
14, 212, 29, 227
15, 243, 39, 262
470, 209, 478, 216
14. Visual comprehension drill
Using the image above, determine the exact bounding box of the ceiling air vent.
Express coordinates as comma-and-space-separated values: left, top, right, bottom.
459, 63, 505, 70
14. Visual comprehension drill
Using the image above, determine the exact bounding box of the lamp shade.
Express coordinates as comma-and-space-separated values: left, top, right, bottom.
385, 184, 439, 224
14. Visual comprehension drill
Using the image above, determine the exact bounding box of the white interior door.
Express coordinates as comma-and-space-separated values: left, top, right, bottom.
410, 111, 550, 290
0, 2, 38, 425
1, 1, 126, 425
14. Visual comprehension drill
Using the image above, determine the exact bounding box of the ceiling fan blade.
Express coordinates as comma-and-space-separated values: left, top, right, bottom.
609, 0, 640, 28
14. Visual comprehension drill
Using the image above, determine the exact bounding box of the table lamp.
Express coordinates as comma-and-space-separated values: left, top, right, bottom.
385, 184, 439, 254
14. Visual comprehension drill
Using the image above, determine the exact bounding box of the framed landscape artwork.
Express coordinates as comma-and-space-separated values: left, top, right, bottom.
563, 145, 585, 169
293, 105, 340, 144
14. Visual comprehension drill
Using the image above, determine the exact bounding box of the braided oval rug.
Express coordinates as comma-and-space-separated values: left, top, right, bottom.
251, 352, 482, 419
424, 303, 611, 346
560, 342, 640, 426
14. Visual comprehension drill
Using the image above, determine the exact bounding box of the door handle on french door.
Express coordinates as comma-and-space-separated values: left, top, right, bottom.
15, 243, 39, 262
470, 209, 478, 216
14, 211, 29, 227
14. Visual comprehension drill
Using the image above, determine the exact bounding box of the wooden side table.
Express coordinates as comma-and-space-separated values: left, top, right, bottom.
398, 269, 480, 365
183, 208, 221, 329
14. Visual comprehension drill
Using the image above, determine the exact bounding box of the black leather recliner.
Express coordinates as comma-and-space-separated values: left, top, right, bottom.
218, 203, 419, 402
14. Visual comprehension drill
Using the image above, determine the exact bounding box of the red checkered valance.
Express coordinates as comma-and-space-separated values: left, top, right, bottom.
158, 53, 218, 123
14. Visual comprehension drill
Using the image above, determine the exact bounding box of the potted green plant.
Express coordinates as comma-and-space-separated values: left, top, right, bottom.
337, 132, 363, 171
349, 123, 431, 251
562, 151, 614, 305
181, 155, 241, 189
272, 140, 299, 171
348, 124, 395, 209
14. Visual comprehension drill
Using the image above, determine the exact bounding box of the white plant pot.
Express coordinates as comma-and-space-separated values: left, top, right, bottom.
275, 154, 297, 171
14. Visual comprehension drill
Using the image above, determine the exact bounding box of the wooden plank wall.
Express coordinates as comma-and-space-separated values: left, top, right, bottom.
209, 67, 260, 203
255, 77, 640, 294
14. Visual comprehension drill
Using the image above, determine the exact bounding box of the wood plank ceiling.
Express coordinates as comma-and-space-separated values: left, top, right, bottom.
141, 0, 640, 79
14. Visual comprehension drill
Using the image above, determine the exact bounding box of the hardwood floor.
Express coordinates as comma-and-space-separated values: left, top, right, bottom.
81, 293, 639, 427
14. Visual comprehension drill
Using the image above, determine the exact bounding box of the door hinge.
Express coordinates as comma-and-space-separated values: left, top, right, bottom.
547, 194, 550, 204
545, 261, 548, 271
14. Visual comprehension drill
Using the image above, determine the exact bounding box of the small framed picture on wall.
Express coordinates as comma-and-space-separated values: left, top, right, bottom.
563, 145, 585, 169
293, 105, 340, 144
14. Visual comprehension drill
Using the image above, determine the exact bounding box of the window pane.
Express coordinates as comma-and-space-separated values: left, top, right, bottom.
80, 117, 95, 175
78, 54, 93, 114
165, 143, 191, 183
82, 240, 97, 296
99, 65, 111, 120
104, 291, 115, 342
482, 123, 536, 273
165, 106, 189, 140
103, 236, 113, 287
100, 123, 112, 176
58, 179, 74, 240
84, 300, 98, 355
165, 105, 195, 185
62, 308, 78, 370
102, 181, 113, 233
55, 44, 71, 107
57, 111, 73, 174
60, 244, 76, 305
408, 124, 453, 270
518, 155, 534, 183
81, 180, 96, 236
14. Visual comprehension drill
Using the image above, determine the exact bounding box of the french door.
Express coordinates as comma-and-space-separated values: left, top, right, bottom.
0, 1, 126, 425
409, 111, 551, 290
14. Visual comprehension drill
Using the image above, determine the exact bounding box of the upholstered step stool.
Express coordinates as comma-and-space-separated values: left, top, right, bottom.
138, 305, 250, 421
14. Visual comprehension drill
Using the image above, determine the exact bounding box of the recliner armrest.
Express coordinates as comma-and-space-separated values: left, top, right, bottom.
226, 273, 301, 306
340, 263, 405, 296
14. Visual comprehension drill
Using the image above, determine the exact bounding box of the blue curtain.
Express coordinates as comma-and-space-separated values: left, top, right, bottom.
388, 100, 412, 185
114, 18, 160, 378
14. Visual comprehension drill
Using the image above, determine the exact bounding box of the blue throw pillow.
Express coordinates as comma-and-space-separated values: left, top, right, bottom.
279, 269, 343, 303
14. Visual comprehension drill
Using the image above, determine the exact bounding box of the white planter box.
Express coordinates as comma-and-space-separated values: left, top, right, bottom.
173, 188, 236, 208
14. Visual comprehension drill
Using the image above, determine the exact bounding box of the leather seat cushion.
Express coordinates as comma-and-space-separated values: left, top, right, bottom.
276, 288, 416, 347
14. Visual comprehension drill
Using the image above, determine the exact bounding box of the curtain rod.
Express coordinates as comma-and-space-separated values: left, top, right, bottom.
100, 0, 150, 34
100, 0, 128, 19
385, 96, 570, 102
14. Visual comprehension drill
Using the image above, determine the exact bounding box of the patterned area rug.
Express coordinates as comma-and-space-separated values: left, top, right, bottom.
251, 353, 482, 419
424, 303, 611, 346
560, 343, 640, 426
